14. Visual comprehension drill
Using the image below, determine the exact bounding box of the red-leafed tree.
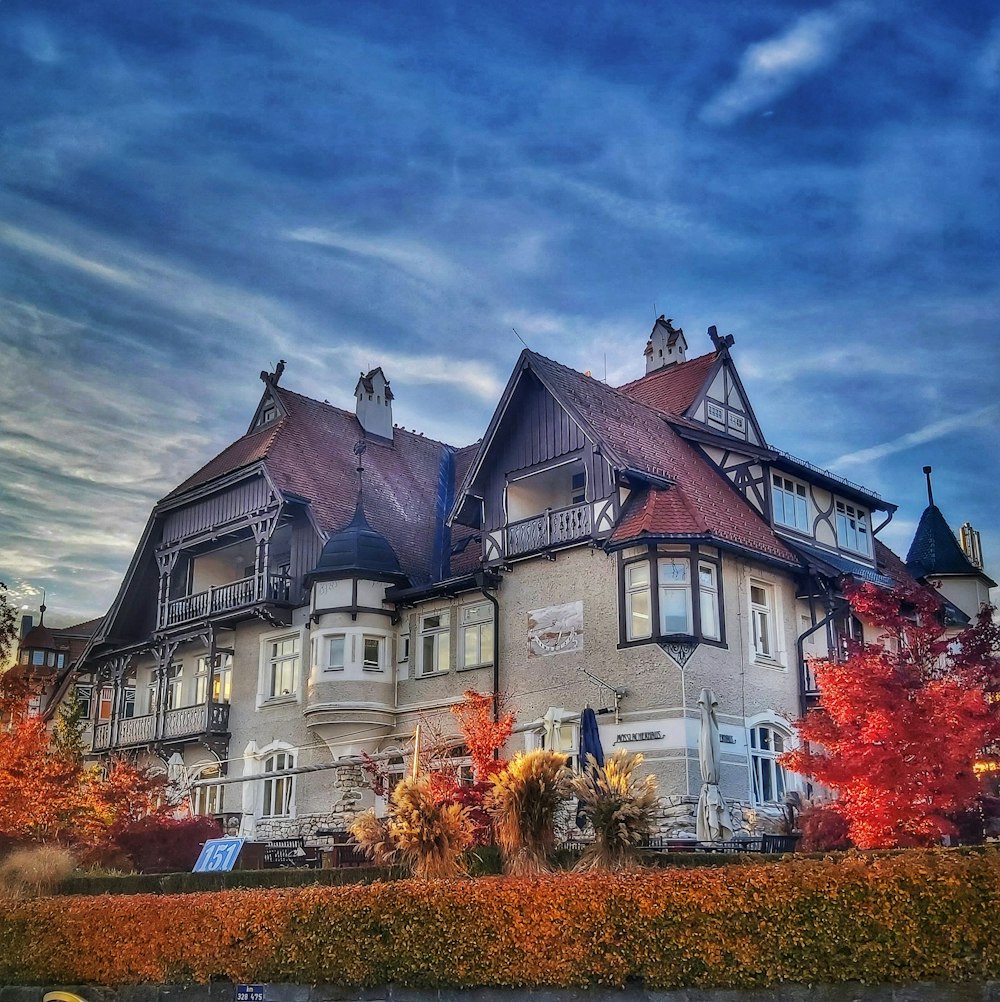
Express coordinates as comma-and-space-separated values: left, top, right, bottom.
783, 582, 1000, 849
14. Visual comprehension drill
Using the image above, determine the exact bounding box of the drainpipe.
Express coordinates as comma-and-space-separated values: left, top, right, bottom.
474, 569, 501, 723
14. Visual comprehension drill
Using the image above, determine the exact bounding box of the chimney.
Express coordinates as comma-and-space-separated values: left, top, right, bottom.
960, 521, 984, 569
20, 614, 32, 639
645, 316, 688, 374
354, 367, 394, 440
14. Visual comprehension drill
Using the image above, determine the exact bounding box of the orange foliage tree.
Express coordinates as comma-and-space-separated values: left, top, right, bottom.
783, 582, 1000, 849
0, 671, 169, 852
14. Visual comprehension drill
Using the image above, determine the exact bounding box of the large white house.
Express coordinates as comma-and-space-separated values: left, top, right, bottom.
21, 318, 994, 840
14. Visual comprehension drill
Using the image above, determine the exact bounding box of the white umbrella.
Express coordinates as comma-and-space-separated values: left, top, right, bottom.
696, 688, 733, 842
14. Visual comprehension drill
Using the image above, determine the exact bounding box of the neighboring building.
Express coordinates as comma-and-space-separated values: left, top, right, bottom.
56, 318, 992, 840
10, 604, 102, 736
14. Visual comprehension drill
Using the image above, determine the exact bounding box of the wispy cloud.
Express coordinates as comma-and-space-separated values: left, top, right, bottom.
827, 404, 1000, 468
701, 1, 879, 125
284, 228, 457, 285
0, 223, 141, 288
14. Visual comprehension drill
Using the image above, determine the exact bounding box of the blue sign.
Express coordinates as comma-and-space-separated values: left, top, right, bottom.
193, 837, 245, 872
235, 986, 265, 1002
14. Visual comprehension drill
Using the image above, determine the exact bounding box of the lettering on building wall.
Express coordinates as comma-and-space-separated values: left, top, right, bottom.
615, 730, 663, 744
528, 601, 584, 657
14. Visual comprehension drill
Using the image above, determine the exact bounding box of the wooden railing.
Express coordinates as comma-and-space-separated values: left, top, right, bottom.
163, 574, 291, 628
506, 502, 592, 557
92, 702, 230, 750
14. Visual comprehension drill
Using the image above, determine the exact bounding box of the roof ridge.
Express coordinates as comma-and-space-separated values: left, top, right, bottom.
616, 351, 718, 392
275, 384, 464, 450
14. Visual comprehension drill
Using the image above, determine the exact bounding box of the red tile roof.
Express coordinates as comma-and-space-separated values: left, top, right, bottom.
617, 352, 718, 416
522, 352, 798, 564
164, 419, 286, 500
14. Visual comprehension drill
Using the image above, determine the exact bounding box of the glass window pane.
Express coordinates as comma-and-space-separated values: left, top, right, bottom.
658, 559, 689, 584
628, 589, 652, 640
627, 562, 650, 588
659, 588, 690, 634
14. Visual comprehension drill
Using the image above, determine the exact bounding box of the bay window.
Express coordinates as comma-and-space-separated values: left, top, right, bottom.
620, 546, 724, 646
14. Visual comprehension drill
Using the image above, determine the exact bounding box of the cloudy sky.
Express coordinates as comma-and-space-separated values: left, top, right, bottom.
2, 0, 998, 624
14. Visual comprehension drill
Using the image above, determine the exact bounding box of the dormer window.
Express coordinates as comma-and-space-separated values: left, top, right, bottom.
836, 500, 871, 556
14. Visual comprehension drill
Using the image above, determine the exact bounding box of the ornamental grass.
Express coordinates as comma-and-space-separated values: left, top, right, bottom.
0, 845, 76, 900
487, 749, 571, 875
351, 774, 474, 879
569, 750, 658, 871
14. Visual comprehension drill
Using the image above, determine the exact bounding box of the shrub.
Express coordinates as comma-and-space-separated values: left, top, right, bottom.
798, 804, 853, 852
2, 849, 999, 988
487, 750, 570, 875
569, 750, 658, 871
114, 815, 222, 873
0, 845, 75, 899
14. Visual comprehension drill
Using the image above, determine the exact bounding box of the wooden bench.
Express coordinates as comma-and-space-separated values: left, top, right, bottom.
263, 837, 321, 868
315, 829, 370, 868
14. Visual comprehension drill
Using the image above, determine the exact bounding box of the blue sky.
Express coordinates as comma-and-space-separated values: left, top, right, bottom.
2, 0, 998, 624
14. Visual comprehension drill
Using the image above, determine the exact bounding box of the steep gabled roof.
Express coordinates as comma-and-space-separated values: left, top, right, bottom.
160, 386, 474, 587
906, 504, 996, 586
163, 419, 286, 500
455, 350, 798, 567
617, 351, 718, 416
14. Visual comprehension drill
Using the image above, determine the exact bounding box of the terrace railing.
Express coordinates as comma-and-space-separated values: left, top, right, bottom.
163, 573, 291, 628
506, 502, 592, 557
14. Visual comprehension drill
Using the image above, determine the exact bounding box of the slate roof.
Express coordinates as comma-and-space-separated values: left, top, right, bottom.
617, 351, 718, 417
786, 538, 897, 588
160, 387, 475, 587
519, 352, 799, 566
906, 504, 996, 585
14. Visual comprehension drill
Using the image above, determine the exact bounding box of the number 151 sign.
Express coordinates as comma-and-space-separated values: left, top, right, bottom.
193, 837, 245, 872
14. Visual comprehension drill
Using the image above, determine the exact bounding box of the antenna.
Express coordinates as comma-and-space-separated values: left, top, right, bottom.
512, 328, 530, 350
603, 353, 607, 383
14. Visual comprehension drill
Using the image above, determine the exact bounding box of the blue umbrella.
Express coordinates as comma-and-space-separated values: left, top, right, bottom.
576, 707, 605, 829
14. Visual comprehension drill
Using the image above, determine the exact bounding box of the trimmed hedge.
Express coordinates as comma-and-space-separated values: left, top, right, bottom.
3, 849, 998, 990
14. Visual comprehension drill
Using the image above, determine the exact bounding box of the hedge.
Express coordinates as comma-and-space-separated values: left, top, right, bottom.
2, 849, 998, 990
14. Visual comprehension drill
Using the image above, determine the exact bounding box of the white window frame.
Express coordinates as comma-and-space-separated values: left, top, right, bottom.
625, 561, 653, 641
698, 562, 721, 642
165, 662, 184, 710
260, 748, 296, 818
192, 763, 224, 817
316, 633, 347, 672
195, 654, 232, 704
749, 579, 781, 665
771, 474, 809, 533
459, 602, 494, 669
362, 634, 385, 671
419, 611, 451, 676
75, 685, 93, 720
747, 719, 795, 806
835, 500, 872, 556
258, 630, 303, 704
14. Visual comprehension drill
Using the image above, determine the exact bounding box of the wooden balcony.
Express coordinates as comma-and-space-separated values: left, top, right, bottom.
161, 574, 290, 629
506, 502, 592, 557
92, 700, 230, 751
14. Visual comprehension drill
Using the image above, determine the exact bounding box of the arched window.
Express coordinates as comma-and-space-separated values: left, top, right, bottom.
262, 750, 295, 818
749, 723, 790, 805
192, 763, 224, 817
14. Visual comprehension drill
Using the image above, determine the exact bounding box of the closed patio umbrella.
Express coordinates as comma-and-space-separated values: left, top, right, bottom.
696, 688, 733, 842
576, 706, 605, 829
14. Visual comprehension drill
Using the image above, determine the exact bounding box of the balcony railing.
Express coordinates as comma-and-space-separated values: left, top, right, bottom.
163, 573, 291, 628
506, 502, 592, 557
92, 701, 231, 751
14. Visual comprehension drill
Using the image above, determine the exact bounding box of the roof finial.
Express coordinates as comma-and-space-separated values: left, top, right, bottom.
923, 465, 934, 507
